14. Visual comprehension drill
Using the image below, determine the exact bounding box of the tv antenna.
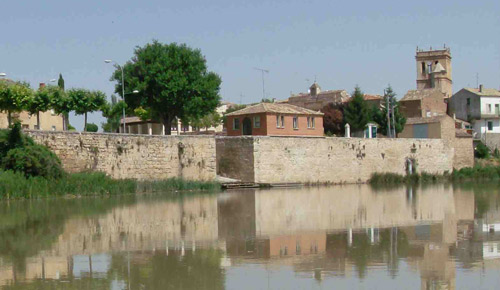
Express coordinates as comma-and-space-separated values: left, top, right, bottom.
254, 67, 269, 100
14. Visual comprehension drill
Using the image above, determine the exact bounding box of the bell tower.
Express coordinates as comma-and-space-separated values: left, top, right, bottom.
415, 46, 453, 97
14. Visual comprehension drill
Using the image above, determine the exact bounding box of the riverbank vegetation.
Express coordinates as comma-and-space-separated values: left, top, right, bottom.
0, 124, 220, 200
369, 165, 500, 186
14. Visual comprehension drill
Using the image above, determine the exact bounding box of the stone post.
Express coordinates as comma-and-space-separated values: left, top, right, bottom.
345, 123, 351, 138
162, 125, 165, 135
148, 123, 152, 135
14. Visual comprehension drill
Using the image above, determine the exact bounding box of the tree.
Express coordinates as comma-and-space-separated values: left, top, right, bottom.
57, 73, 69, 130
49, 86, 72, 130
27, 85, 56, 130
343, 86, 370, 131
111, 40, 221, 135
321, 102, 345, 136
371, 86, 406, 136
85, 123, 98, 132
102, 95, 127, 133
185, 111, 222, 131
0, 81, 33, 126
68, 88, 107, 131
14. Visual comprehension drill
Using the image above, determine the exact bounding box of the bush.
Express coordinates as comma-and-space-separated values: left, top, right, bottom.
86, 123, 98, 132
475, 142, 490, 159
68, 124, 76, 131
494, 148, 500, 159
2, 144, 64, 179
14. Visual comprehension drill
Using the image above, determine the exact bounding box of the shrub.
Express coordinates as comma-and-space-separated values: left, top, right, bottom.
475, 142, 490, 159
2, 144, 64, 179
68, 124, 76, 131
86, 123, 98, 132
494, 148, 500, 159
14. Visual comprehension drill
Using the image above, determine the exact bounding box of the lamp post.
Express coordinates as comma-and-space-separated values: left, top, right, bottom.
105, 60, 127, 133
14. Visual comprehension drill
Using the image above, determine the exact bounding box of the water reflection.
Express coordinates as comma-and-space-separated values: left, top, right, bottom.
0, 183, 499, 289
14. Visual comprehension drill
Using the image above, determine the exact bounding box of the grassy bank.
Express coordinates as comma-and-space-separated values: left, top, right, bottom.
0, 170, 221, 200
369, 165, 500, 186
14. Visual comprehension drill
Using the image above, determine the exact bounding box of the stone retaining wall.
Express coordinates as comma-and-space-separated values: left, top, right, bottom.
217, 136, 471, 184
26, 131, 216, 180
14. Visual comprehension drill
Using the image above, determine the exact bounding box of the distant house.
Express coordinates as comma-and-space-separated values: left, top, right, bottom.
362, 94, 383, 108
448, 86, 500, 140
399, 89, 448, 119
284, 82, 351, 111
399, 115, 456, 139
119, 103, 232, 135
0, 81, 64, 131
225, 103, 324, 137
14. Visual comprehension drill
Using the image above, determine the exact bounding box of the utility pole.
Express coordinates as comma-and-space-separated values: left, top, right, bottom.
385, 90, 392, 138
254, 67, 269, 101
391, 96, 397, 138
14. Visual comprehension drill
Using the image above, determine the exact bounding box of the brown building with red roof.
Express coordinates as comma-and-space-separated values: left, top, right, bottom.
225, 103, 324, 136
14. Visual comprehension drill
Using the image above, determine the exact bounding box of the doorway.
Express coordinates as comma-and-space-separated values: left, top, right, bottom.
242, 117, 252, 135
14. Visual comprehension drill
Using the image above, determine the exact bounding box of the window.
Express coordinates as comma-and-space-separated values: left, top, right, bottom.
22, 124, 29, 130
488, 104, 492, 113
293, 116, 298, 129
233, 118, 240, 130
307, 117, 315, 129
277, 115, 284, 128
466, 98, 471, 106
488, 121, 493, 131
311, 117, 315, 128
51, 126, 56, 131
421, 62, 426, 74
253, 116, 260, 128
496, 104, 499, 115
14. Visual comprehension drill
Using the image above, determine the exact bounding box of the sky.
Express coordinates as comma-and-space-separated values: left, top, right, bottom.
1, 0, 499, 131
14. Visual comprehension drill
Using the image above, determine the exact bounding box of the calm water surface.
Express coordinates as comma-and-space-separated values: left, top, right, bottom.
1, 183, 500, 289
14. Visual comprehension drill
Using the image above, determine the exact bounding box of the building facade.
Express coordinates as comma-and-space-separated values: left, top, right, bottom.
399, 89, 448, 119
225, 103, 324, 137
284, 83, 351, 111
448, 86, 500, 142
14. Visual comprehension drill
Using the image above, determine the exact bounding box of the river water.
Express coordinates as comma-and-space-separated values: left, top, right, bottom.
0, 183, 499, 289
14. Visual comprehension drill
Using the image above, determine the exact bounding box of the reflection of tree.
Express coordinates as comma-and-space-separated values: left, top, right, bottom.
109, 250, 225, 290
0, 196, 136, 278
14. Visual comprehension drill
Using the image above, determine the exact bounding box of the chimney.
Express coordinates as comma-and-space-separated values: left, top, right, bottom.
479, 84, 483, 93
39, 83, 46, 89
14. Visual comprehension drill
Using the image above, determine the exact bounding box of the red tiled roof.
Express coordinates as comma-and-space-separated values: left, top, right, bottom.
225, 103, 324, 116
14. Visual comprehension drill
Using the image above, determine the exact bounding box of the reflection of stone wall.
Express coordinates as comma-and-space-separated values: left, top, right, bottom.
26, 131, 216, 180
253, 185, 473, 238
45, 196, 219, 256
216, 137, 254, 182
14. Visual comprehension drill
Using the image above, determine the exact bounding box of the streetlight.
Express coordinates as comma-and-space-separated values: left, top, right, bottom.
105, 59, 128, 133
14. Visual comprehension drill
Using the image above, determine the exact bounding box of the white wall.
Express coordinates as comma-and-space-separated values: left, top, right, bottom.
474, 119, 500, 136
480, 97, 500, 116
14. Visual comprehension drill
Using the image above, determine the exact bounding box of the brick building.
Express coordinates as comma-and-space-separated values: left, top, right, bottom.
399, 89, 448, 119
225, 103, 324, 136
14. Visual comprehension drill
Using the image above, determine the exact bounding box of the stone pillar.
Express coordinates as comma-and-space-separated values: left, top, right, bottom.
176, 118, 181, 136
162, 125, 165, 135
345, 123, 351, 138
148, 123, 152, 135
127, 125, 131, 134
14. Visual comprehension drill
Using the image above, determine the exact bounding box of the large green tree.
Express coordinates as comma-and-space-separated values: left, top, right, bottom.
49, 86, 72, 130
372, 85, 406, 136
0, 81, 33, 126
68, 88, 107, 131
344, 86, 370, 131
111, 40, 222, 135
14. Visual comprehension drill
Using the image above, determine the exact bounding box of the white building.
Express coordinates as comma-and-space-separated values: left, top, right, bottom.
449, 86, 500, 140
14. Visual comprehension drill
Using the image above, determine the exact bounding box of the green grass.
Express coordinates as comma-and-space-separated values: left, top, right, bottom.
369, 165, 500, 186
0, 170, 221, 200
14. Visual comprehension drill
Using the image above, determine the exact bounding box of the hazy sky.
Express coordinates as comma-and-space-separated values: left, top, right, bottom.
1, 0, 499, 131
